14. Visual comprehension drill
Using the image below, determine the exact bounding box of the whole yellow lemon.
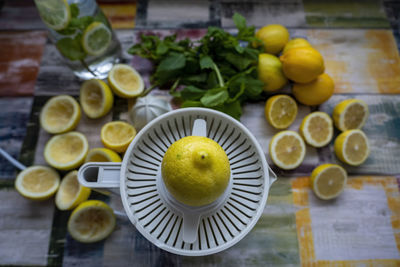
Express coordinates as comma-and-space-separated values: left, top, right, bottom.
282, 38, 312, 54
258, 53, 288, 92
255, 24, 290, 55
280, 47, 325, 83
292, 73, 334, 106
161, 136, 230, 206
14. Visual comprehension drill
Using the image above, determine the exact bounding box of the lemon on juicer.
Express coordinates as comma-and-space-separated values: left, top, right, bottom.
161, 136, 230, 207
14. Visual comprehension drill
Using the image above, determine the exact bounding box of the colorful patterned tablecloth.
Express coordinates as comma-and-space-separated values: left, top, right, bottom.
1, 0, 400, 266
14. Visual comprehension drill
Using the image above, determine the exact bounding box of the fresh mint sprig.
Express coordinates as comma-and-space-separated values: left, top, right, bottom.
128, 13, 263, 119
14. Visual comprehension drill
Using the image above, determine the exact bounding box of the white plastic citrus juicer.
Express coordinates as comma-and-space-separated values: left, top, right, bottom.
78, 107, 276, 256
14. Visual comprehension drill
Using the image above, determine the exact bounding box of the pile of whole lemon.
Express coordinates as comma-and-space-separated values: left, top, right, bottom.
256, 25, 334, 106
256, 25, 371, 201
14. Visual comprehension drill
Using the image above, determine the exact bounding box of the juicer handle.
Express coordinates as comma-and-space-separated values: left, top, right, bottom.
78, 162, 121, 189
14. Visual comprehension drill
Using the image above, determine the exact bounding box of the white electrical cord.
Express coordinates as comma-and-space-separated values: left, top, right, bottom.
0, 148, 26, 171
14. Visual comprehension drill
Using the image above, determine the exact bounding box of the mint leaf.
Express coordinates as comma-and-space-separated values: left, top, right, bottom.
243, 77, 264, 100
200, 88, 229, 107
157, 52, 186, 72
70, 3, 79, 18
56, 37, 86, 61
215, 100, 242, 120
233, 13, 246, 31
181, 86, 206, 101
223, 52, 254, 71
156, 42, 168, 55
154, 52, 186, 83
182, 101, 204, 108
56, 27, 76, 35
199, 55, 214, 69
70, 16, 94, 31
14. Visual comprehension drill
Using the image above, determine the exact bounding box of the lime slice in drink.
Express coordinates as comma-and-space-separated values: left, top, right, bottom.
82, 22, 112, 56
35, 0, 71, 30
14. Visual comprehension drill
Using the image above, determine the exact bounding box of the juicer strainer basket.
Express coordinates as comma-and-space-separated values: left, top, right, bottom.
78, 107, 276, 256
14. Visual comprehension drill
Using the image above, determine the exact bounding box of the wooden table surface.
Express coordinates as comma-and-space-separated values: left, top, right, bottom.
1, 0, 400, 266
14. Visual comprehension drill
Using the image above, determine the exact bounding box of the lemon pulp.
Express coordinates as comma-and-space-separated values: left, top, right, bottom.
15, 166, 60, 200
49, 135, 84, 164
68, 200, 115, 243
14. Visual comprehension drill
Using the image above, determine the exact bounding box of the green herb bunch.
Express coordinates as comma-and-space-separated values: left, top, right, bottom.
128, 13, 263, 119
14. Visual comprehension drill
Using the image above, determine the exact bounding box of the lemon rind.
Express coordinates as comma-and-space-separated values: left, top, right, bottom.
85, 148, 122, 163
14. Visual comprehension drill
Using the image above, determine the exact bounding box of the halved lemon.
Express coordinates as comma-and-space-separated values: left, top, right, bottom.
85, 148, 122, 162
80, 79, 114, 119
333, 99, 369, 132
82, 22, 112, 56
108, 64, 144, 98
40, 95, 81, 134
265, 95, 298, 129
55, 171, 91, 210
44, 131, 89, 170
269, 131, 306, 170
15, 166, 60, 201
310, 164, 347, 200
101, 121, 136, 153
68, 200, 116, 243
34, 0, 70, 30
299, 112, 333, 147
334, 129, 370, 166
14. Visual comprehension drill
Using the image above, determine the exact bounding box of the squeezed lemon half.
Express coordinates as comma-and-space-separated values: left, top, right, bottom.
15, 165, 60, 201
55, 170, 91, 210
44, 131, 89, 171
40, 95, 81, 134
68, 200, 115, 243
108, 64, 144, 98
80, 79, 114, 119
100, 121, 136, 153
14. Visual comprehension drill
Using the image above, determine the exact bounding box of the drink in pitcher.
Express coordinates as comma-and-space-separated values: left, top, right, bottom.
34, 0, 121, 79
